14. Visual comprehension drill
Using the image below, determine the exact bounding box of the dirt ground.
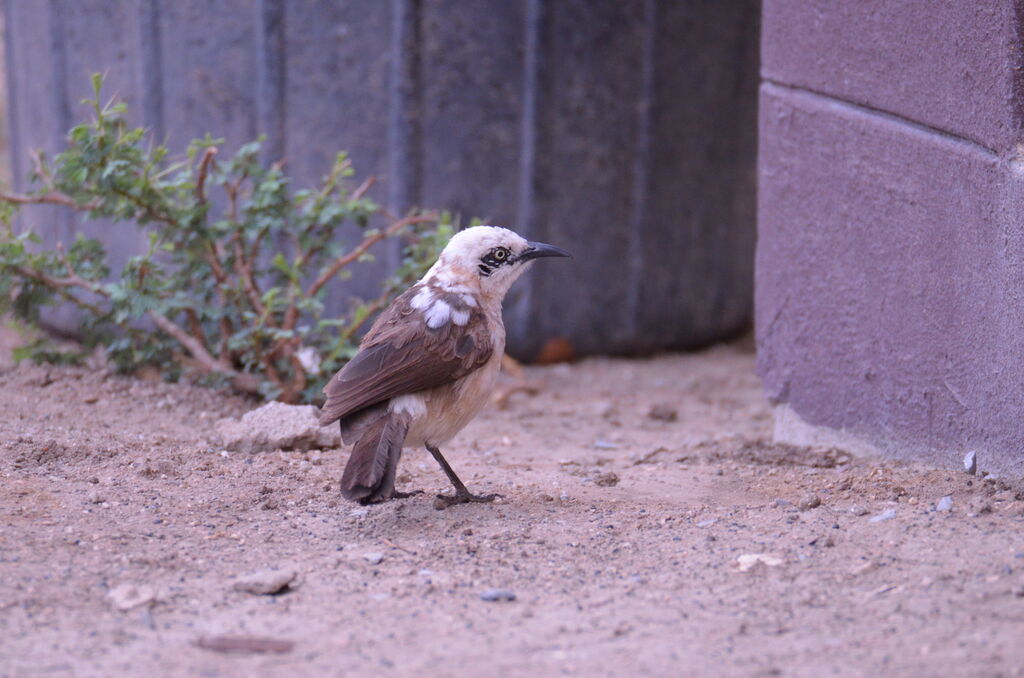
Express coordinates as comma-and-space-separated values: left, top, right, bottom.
2, 329, 1024, 678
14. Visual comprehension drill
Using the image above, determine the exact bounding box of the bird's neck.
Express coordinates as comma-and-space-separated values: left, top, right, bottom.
423, 266, 498, 312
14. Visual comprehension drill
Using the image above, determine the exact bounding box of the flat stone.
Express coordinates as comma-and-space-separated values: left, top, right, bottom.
214, 402, 340, 453
963, 450, 978, 475
480, 588, 516, 602
232, 568, 297, 595
869, 508, 897, 523
936, 495, 953, 512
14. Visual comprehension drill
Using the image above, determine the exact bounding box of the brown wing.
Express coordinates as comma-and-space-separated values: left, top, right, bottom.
318, 286, 493, 426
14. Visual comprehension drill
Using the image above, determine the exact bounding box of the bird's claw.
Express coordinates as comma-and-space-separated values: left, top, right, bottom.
392, 490, 424, 500
433, 491, 502, 510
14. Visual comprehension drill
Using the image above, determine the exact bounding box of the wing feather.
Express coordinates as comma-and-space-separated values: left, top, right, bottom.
318, 286, 492, 426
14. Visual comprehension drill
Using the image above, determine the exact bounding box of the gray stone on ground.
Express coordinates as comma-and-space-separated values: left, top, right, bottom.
868, 508, 897, 523
232, 567, 297, 595
214, 402, 340, 453
936, 495, 953, 512
963, 450, 977, 475
480, 588, 516, 602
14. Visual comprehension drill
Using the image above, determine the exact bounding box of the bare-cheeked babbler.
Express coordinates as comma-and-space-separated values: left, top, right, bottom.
318, 226, 570, 508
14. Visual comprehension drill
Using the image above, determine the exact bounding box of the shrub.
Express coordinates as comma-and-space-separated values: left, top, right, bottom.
0, 75, 454, 402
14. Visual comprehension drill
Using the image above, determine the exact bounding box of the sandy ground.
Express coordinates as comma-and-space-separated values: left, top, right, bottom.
1, 331, 1024, 678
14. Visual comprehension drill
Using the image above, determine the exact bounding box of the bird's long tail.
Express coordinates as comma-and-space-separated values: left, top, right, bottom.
339, 409, 410, 503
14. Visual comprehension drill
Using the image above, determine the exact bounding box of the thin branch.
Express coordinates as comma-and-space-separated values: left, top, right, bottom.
233, 232, 266, 316
224, 178, 266, 317
0, 190, 99, 210
29, 149, 55, 191
13, 262, 257, 393
194, 147, 218, 205
147, 312, 260, 394
349, 175, 376, 201
339, 293, 390, 344
55, 242, 77, 278
305, 213, 435, 299
184, 308, 209, 350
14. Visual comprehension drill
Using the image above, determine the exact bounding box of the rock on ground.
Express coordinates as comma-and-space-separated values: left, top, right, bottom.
232, 568, 298, 595
214, 402, 340, 453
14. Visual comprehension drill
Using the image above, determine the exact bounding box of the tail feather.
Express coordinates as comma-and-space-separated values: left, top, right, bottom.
340, 409, 410, 503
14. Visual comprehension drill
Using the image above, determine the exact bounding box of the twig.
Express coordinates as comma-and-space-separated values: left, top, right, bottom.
633, 447, 670, 466
29, 149, 55, 190
55, 242, 76, 278
338, 293, 391, 344
147, 312, 260, 394
305, 213, 436, 299
183, 308, 209, 350
232, 230, 265, 315
0, 190, 98, 210
493, 380, 543, 410
194, 147, 218, 205
350, 175, 376, 201
382, 537, 417, 555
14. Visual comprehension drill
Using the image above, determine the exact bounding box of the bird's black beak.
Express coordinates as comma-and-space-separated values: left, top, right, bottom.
519, 241, 572, 262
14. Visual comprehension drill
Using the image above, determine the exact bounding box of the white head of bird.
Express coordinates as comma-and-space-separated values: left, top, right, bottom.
423, 225, 571, 305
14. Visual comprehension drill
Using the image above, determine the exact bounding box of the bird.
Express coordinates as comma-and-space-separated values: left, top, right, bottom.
318, 225, 570, 508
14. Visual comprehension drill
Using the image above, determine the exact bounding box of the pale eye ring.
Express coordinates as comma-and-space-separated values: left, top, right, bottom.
493, 247, 508, 261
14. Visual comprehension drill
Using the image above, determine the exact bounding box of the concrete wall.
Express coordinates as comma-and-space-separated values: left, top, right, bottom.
4, 0, 761, 359
757, 0, 1024, 475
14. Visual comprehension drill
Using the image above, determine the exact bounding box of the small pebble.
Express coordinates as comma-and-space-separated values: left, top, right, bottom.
869, 508, 897, 523
479, 588, 516, 602
363, 552, 384, 565
593, 440, 619, 450
964, 450, 977, 475
647, 404, 678, 422
798, 495, 822, 511
232, 568, 297, 595
849, 506, 869, 516
593, 472, 620, 487
936, 495, 953, 512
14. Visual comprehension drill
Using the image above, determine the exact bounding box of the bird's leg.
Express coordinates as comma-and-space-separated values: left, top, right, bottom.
425, 444, 500, 509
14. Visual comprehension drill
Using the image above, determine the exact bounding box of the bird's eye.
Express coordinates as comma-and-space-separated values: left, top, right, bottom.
493, 247, 508, 261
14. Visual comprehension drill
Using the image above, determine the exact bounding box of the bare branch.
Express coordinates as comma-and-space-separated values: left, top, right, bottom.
305, 213, 436, 299
29, 149, 55, 191
147, 312, 260, 394
194, 147, 218, 205
350, 175, 376, 201
0, 190, 100, 210
55, 242, 77, 279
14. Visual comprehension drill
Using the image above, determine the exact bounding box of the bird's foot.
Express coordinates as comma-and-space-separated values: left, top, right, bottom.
392, 489, 424, 500
433, 490, 501, 510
